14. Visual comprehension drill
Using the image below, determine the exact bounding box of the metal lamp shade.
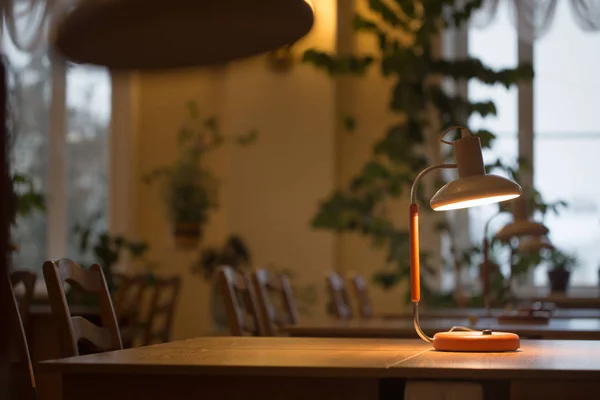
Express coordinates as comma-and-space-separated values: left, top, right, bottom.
52, 0, 315, 70
518, 236, 554, 253
429, 129, 521, 212
494, 196, 549, 241
495, 220, 549, 241
430, 175, 522, 211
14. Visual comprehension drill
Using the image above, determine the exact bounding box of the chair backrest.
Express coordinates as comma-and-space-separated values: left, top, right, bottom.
43, 258, 122, 358
326, 272, 353, 319
112, 273, 149, 348
251, 269, 299, 336
349, 273, 374, 319
218, 266, 266, 336
8, 271, 36, 400
143, 276, 181, 345
9, 270, 36, 329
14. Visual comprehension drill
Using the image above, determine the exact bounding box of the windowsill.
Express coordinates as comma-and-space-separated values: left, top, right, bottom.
515, 286, 600, 299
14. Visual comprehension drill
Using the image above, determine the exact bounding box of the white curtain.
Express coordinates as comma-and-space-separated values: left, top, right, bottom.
469, 0, 600, 43
0, 0, 72, 54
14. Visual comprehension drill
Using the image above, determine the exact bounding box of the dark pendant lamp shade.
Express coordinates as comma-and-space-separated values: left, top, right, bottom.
52, 0, 315, 70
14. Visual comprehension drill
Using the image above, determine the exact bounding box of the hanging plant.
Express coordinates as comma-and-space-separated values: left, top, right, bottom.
144, 101, 257, 249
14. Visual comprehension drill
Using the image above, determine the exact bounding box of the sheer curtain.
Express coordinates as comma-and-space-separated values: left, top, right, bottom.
470, 0, 600, 43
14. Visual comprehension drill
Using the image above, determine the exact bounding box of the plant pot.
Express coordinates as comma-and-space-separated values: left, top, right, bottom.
173, 222, 202, 249
548, 268, 571, 293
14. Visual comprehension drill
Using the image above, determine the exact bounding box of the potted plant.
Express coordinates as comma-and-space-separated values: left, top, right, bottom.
546, 248, 577, 293
145, 101, 257, 249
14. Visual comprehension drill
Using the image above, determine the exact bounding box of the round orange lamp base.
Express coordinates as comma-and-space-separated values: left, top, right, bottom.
433, 330, 520, 352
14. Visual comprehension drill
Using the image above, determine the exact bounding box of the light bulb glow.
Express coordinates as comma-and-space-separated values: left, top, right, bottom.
432, 194, 520, 211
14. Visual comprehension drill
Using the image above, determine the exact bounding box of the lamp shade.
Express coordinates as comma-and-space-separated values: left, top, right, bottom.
495, 220, 549, 241
431, 174, 522, 211
52, 0, 315, 70
430, 128, 521, 211
494, 196, 549, 241
518, 235, 554, 253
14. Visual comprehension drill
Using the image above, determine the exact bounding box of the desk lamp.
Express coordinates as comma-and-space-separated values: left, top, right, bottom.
481, 197, 551, 311
410, 126, 521, 352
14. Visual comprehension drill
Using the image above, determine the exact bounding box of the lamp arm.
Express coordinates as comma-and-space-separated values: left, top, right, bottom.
482, 211, 504, 311
409, 163, 457, 344
410, 164, 458, 204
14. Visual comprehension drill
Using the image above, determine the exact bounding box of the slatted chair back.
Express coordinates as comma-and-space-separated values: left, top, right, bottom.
218, 266, 266, 336
251, 269, 299, 336
8, 271, 36, 400
349, 273, 374, 319
43, 258, 122, 357
326, 272, 353, 319
9, 269, 36, 329
143, 276, 181, 345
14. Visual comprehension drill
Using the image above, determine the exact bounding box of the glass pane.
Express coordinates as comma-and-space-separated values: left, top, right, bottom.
4, 34, 51, 274
468, 2, 519, 252
533, 1, 600, 286
65, 64, 111, 262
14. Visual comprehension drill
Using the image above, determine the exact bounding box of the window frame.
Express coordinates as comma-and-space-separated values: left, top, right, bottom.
32, 63, 135, 294
453, 9, 599, 291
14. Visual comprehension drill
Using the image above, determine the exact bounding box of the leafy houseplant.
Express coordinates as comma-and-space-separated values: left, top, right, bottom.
73, 215, 151, 297
303, 0, 533, 305
145, 101, 257, 249
546, 248, 577, 293
9, 172, 46, 252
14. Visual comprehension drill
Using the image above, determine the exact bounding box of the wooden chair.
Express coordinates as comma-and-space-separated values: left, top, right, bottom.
9, 270, 36, 330
9, 270, 36, 400
326, 272, 353, 319
143, 276, 181, 345
349, 273, 374, 319
251, 269, 299, 336
113, 273, 149, 348
43, 258, 122, 358
218, 266, 266, 336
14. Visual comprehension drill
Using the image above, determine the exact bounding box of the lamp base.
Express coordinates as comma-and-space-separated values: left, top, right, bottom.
433, 330, 520, 352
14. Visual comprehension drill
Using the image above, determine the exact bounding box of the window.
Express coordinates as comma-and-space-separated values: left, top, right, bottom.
465, 1, 600, 287
4, 26, 111, 275
533, 2, 600, 286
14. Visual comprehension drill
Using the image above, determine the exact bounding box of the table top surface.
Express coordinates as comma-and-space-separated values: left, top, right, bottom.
382, 307, 600, 319
39, 337, 600, 380
281, 317, 600, 340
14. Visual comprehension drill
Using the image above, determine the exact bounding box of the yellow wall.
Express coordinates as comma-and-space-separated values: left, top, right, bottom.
132, 1, 337, 339
129, 0, 439, 339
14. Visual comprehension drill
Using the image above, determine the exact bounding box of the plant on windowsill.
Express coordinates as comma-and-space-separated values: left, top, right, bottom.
72, 214, 151, 301
144, 101, 257, 250
546, 248, 578, 294
9, 172, 46, 253
303, 0, 533, 306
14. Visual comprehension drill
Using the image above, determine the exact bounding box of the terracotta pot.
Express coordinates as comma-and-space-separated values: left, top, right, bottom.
548, 267, 570, 293
173, 222, 202, 249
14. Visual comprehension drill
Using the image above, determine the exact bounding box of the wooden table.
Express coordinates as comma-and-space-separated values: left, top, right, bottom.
39, 337, 600, 400
282, 317, 600, 340
381, 307, 600, 319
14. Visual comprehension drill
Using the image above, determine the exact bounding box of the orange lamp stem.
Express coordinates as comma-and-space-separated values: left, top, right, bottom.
409, 203, 420, 303
410, 163, 457, 344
